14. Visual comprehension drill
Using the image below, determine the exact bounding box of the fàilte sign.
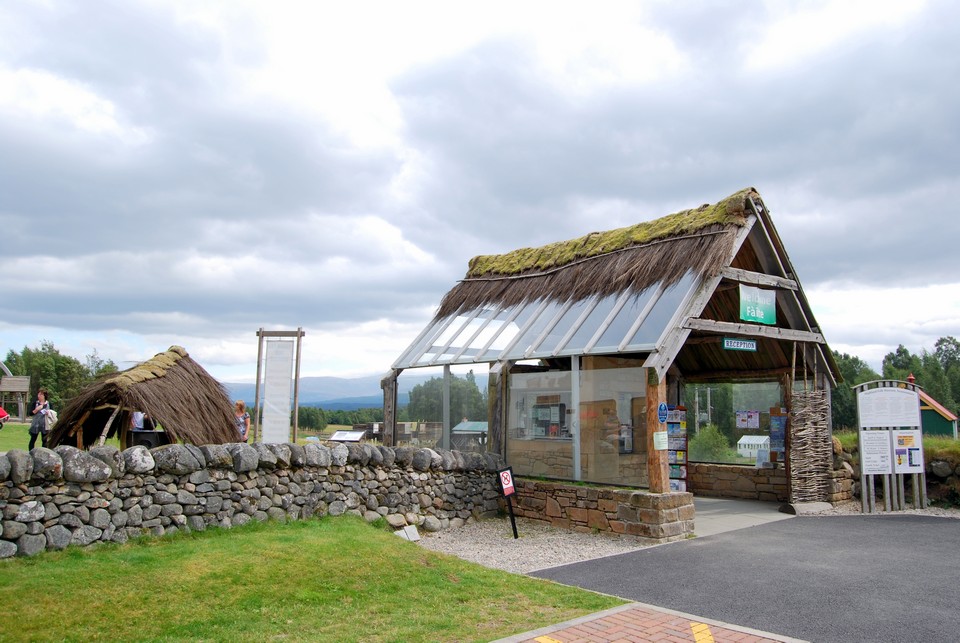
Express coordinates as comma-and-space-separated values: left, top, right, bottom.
498, 468, 516, 497
657, 402, 668, 424
722, 337, 757, 352
739, 284, 776, 325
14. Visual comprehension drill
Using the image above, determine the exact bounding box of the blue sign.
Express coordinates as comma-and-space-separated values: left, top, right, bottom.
657, 402, 668, 424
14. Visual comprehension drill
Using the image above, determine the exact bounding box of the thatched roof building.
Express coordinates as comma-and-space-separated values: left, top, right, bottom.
48, 346, 238, 449
388, 187, 842, 503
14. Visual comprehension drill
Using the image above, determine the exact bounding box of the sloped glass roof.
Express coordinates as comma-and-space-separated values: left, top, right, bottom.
393, 274, 696, 369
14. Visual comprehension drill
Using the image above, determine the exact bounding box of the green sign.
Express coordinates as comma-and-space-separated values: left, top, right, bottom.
739, 284, 776, 325
723, 337, 757, 352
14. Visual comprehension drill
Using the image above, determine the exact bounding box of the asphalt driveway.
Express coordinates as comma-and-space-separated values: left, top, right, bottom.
532, 514, 960, 643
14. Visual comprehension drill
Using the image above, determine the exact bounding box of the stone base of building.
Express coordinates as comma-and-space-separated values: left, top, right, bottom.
510, 479, 694, 543
687, 463, 789, 502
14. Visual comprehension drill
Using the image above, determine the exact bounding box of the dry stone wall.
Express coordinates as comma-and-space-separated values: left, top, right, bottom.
0, 442, 503, 558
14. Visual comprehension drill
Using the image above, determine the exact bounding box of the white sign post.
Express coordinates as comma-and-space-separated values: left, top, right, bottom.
854, 381, 927, 513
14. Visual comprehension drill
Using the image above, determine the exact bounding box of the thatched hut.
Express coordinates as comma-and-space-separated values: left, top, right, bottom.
48, 346, 238, 449
387, 188, 842, 504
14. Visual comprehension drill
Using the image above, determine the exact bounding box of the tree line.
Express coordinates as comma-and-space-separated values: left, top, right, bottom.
9, 339, 959, 434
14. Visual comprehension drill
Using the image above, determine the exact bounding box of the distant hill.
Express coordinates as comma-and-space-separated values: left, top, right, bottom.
223, 372, 486, 411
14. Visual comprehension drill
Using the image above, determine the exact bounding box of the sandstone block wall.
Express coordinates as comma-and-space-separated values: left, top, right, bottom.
510, 479, 694, 542
687, 463, 789, 502
0, 442, 503, 558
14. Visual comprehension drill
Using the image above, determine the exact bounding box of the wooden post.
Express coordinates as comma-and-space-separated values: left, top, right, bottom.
646, 368, 669, 493
381, 369, 399, 447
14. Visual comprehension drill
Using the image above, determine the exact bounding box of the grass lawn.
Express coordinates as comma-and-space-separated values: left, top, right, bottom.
0, 516, 624, 642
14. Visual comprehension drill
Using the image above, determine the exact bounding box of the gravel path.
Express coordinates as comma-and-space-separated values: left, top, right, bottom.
416, 504, 960, 575
416, 517, 651, 574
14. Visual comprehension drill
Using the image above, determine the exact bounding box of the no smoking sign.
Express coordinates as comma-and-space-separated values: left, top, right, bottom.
499, 468, 516, 497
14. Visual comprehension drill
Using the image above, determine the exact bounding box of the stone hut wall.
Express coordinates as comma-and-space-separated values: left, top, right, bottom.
0, 442, 503, 558
686, 463, 790, 502
511, 479, 694, 542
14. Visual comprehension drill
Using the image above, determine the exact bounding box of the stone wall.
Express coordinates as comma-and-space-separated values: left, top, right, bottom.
686, 463, 789, 502
511, 479, 694, 542
0, 441, 503, 558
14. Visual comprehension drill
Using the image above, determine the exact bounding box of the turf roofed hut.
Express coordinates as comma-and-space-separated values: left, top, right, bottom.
47, 346, 238, 450
387, 188, 842, 505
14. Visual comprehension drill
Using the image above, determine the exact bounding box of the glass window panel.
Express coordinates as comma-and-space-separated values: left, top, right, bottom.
506, 370, 574, 480
476, 301, 537, 361
680, 381, 784, 465
623, 275, 696, 348
508, 300, 570, 359
587, 288, 660, 354
555, 296, 619, 356
578, 357, 648, 487
394, 317, 452, 369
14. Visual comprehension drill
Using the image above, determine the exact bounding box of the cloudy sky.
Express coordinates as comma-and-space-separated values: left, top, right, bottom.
1, 0, 957, 382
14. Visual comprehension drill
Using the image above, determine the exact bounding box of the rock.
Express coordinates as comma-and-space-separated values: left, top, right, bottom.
365, 444, 383, 466
412, 449, 433, 471
46, 525, 73, 550
251, 443, 278, 469
55, 446, 112, 483
328, 500, 347, 516
31, 448, 63, 480
152, 445, 203, 475
385, 513, 407, 528
329, 443, 348, 467
7, 449, 33, 484
929, 460, 953, 479
3, 521, 27, 540
71, 525, 103, 546
422, 516, 442, 532
378, 446, 396, 467
0, 540, 18, 559
199, 444, 233, 468
123, 446, 156, 474
0, 452, 10, 481
89, 446, 125, 477
226, 443, 259, 472
183, 444, 207, 469
394, 447, 414, 468
90, 508, 111, 529
363, 510, 381, 523
17, 533, 47, 557
287, 443, 305, 467
15, 501, 45, 523
346, 443, 368, 465
266, 444, 292, 468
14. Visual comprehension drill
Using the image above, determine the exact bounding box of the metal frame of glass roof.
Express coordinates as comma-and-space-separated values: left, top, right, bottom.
393, 275, 696, 369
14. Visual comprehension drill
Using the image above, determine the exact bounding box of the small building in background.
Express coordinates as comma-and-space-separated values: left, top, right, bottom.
919, 390, 958, 438
737, 435, 770, 459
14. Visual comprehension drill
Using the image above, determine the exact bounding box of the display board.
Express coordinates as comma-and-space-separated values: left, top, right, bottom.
667, 406, 687, 492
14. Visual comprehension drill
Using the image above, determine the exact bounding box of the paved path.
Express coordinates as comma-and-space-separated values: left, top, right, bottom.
523, 514, 960, 643
494, 602, 804, 642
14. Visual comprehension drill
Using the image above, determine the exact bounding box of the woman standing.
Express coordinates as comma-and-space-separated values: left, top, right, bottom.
234, 400, 251, 443
29, 388, 50, 450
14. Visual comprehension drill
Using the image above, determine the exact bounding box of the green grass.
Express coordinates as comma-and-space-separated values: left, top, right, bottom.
0, 422, 120, 452
0, 516, 624, 642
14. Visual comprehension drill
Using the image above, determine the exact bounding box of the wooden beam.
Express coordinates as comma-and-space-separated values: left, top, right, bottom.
721, 267, 798, 290
645, 369, 669, 493
682, 318, 825, 344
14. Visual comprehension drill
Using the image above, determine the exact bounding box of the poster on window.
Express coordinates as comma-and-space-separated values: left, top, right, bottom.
736, 410, 760, 429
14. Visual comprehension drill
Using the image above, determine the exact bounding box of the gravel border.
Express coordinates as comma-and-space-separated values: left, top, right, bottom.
417, 504, 960, 575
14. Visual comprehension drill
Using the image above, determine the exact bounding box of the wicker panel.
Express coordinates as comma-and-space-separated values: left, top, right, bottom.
789, 389, 832, 503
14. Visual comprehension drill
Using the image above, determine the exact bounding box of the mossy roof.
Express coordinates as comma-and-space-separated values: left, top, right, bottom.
466, 187, 757, 278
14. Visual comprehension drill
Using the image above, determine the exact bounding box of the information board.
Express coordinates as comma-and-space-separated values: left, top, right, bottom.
892, 430, 924, 474
857, 387, 920, 428
859, 430, 893, 475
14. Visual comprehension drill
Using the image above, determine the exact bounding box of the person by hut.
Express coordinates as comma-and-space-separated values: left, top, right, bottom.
234, 400, 251, 443
29, 388, 50, 450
